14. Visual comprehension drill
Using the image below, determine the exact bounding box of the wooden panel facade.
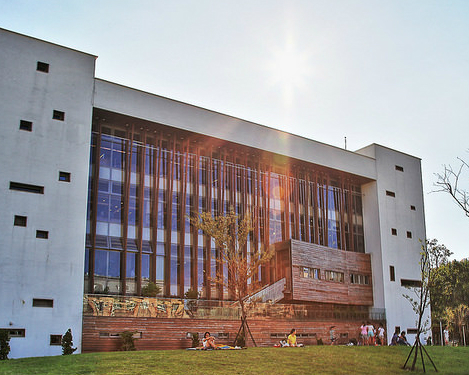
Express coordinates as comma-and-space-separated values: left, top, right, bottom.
289, 240, 373, 306
82, 316, 383, 352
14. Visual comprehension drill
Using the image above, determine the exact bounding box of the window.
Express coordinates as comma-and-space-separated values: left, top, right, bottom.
390, 266, 395, 282
324, 270, 344, 283
52, 110, 65, 121
19, 120, 33, 131
406, 231, 412, 239
36, 230, 49, 239
36, 61, 49, 73
218, 332, 229, 339
32, 298, 53, 308
395, 165, 404, 172
410, 205, 416, 211
50, 335, 62, 345
0, 329, 25, 338
391, 228, 397, 236
59, 171, 71, 182
350, 273, 370, 285
401, 279, 421, 288
10, 182, 44, 194
300, 267, 320, 279
386, 190, 396, 197
14, 215, 27, 227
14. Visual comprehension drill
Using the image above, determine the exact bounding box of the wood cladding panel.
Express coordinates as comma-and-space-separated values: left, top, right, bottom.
290, 240, 373, 305
82, 316, 385, 352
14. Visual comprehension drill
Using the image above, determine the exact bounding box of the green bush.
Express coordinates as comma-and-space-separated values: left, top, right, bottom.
0, 329, 11, 360
120, 331, 137, 351
141, 282, 161, 297
61, 329, 77, 355
184, 288, 199, 299
191, 332, 200, 348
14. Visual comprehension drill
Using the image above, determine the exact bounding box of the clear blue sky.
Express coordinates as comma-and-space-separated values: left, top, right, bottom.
2, 0, 468, 260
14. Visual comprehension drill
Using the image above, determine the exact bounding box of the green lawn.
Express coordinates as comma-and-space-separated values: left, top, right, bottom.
0, 346, 468, 375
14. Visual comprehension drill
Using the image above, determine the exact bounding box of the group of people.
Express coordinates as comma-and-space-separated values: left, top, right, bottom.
359, 322, 386, 346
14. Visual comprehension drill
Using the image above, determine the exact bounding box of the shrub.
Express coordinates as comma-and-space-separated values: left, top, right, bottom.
61, 328, 77, 355
184, 288, 199, 299
0, 329, 10, 360
120, 331, 137, 351
141, 282, 161, 297
235, 332, 245, 347
191, 332, 200, 348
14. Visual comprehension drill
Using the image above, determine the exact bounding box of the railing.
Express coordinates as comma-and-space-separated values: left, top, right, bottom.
83, 294, 385, 322
243, 278, 286, 303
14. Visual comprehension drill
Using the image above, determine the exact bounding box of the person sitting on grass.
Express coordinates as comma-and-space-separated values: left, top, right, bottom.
287, 329, 297, 347
397, 331, 410, 346
202, 332, 217, 350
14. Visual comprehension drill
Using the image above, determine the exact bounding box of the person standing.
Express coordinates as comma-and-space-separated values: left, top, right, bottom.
330, 326, 336, 345
360, 322, 367, 346
444, 327, 449, 346
377, 323, 385, 346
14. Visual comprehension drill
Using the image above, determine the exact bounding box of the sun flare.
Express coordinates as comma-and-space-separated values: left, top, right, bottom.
266, 36, 312, 106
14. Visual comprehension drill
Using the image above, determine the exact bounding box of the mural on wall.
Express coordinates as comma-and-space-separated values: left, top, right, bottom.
84, 296, 198, 318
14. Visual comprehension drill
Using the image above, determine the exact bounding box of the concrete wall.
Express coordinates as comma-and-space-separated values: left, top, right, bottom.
93, 79, 377, 180
358, 144, 429, 344
0, 28, 95, 358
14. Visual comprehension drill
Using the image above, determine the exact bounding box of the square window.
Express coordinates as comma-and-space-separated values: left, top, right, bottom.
59, 171, 71, 182
410, 205, 416, 211
386, 190, 396, 197
36, 230, 49, 239
52, 110, 65, 121
37, 61, 49, 73
406, 231, 412, 239
50, 335, 62, 345
19, 120, 33, 131
14, 215, 27, 227
391, 228, 397, 236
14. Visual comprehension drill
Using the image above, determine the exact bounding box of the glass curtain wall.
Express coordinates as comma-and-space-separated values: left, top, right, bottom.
85, 125, 365, 298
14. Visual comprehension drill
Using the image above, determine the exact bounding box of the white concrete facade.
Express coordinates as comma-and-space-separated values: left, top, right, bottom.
0, 28, 427, 357
0, 29, 95, 358
358, 144, 429, 343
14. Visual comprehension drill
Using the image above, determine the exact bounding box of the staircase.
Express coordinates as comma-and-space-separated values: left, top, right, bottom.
243, 278, 286, 304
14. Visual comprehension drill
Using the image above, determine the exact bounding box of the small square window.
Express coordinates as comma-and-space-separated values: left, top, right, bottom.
410, 205, 416, 211
37, 61, 49, 73
14, 215, 27, 227
391, 228, 397, 236
386, 190, 396, 197
50, 334, 62, 345
406, 231, 412, 239
52, 110, 65, 121
36, 230, 49, 239
390, 266, 395, 282
19, 120, 33, 131
59, 171, 71, 182
395, 165, 404, 172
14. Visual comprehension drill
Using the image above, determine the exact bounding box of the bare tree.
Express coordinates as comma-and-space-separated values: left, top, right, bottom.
403, 239, 448, 372
190, 210, 274, 346
435, 157, 469, 217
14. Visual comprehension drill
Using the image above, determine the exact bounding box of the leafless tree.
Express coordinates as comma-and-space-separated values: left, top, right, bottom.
434, 157, 469, 217
190, 210, 273, 346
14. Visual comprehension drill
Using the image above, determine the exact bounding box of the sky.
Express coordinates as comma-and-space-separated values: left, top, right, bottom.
1, 0, 468, 260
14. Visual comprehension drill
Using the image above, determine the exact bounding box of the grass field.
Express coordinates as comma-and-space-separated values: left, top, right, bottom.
0, 346, 468, 375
